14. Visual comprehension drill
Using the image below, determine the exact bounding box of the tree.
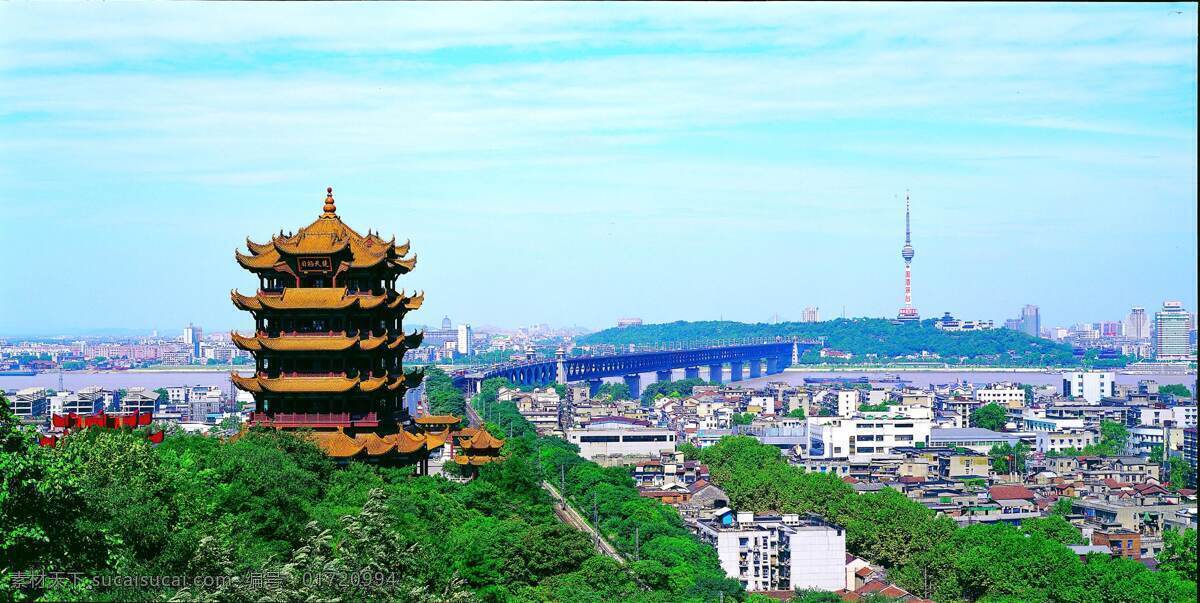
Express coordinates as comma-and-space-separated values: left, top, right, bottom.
1158, 384, 1194, 398
988, 442, 1029, 475
1159, 528, 1197, 582
1098, 420, 1129, 455
786, 407, 806, 419
969, 403, 1007, 431
1020, 515, 1084, 545
731, 413, 755, 426
1050, 496, 1074, 517
593, 382, 632, 401
1167, 455, 1196, 491
792, 589, 843, 602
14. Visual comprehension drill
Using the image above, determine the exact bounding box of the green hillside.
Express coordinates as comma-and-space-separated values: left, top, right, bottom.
578, 318, 1120, 367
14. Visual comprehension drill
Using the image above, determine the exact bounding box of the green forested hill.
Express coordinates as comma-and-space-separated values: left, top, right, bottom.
578, 318, 1112, 367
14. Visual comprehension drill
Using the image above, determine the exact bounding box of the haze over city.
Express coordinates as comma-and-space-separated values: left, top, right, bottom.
1, 3, 1196, 335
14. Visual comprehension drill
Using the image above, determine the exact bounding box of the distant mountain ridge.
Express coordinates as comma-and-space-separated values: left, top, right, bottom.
578, 318, 1106, 367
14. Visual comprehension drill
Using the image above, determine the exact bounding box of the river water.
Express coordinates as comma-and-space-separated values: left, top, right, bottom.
1, 370, 250, 393
2, 367, 1195, 394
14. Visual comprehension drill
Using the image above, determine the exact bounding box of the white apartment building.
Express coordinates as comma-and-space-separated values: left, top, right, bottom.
165, 386, 189, 405
61, 387, 113, 415
805, 407, 932, 461
1035, 430, 1098, 454
566, 417, 676, 460
117, 387, 159, 415
11, 387, 49, 418
976, 385, 1026, 409
1061, 371, 1114, 404
693, 511, 846, 592
188, 386, 225, 422
1139, 405, 1198, 429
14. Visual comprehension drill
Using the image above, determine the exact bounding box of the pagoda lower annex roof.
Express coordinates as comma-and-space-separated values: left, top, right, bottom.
307, 429, 432, 458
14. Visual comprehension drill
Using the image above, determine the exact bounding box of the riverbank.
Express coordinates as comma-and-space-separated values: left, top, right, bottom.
783, 366, 1053, 373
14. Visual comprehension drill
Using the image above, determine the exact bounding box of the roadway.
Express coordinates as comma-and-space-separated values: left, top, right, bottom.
458, 390, 624, 564
542, 480, 626, 564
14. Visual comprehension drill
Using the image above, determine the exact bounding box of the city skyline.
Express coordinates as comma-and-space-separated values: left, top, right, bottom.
1, 3, 1196, 334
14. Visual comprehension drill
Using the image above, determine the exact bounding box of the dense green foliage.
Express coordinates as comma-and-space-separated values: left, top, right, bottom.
593, 382, 633, 401
1167, 455, 1197, 490
1159, 528, 1197, 582
698, 436, 1195, 602
730, 413, 755, 426
424, 366, 467, 418
470, 379, 746, 601
1157, 384, 1194, 398
1019, 515, 1085, 545
0, 388, 735, 602
786, 407, 806, 419
969, 403, 1007, 431
640, 379, 713, 406
988, 441, 1030, 474
579, 318, 1097, 366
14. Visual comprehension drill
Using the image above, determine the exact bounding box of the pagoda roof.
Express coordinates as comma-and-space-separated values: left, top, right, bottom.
306, 429, 429, 458
415, 414, 461, 426
230, 331, 392, 352
231, 288, 424, 313
459, 428, 505, 451
237, 188, 416, 273
231, 373, 393, 394
454, 454, 502, 466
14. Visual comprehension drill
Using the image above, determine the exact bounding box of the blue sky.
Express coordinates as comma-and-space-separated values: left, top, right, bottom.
0, 3, 1196, 335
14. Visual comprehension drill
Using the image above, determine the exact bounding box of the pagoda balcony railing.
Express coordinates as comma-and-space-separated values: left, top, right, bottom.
257, 329, 385, 339
250, 412, 379, 427
260, 369, 390, 378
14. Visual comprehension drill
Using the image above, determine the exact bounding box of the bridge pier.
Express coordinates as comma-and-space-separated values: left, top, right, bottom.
685, 367, 700, 380
587, 379, 603, 398
708, 364, 723, 384
748, 359, 762, 379
730, 361, 743, 382
623, 374, 642, 399
655, 369, 673, 383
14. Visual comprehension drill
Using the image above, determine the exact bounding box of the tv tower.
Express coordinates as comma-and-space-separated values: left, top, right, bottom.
896, 192, 920, 323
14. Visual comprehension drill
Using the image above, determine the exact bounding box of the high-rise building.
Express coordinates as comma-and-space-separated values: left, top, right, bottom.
895, 193, 919, 323
1019, 305, 1040, 338
183, 323, 203, 358
802, 307, 820, 323
1126, 307, 1150, 340
1154, 301, 1191, 361
1061, 371, 1114, 404
456, 323, 473, 355
1099, 321, 1123, 338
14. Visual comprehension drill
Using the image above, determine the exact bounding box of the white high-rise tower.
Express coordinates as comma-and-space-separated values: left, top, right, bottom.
896, 193, 919, 322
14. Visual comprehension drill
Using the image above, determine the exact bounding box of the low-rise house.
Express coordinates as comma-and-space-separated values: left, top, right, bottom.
632, 450, 709, 487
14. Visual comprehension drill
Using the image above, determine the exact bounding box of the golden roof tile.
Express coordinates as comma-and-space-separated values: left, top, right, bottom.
232, 375, 372, 394
354, 432, 396, 456
460, 429, 505, 451
235, 189, 416, 273
308, 430, 365, 458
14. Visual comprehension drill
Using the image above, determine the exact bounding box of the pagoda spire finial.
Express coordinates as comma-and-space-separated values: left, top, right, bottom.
323, 186, 337, 216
